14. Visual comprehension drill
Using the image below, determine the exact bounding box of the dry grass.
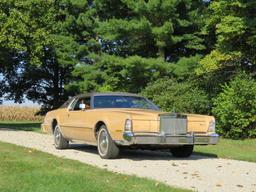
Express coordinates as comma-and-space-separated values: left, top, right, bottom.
0, 106, 43, 121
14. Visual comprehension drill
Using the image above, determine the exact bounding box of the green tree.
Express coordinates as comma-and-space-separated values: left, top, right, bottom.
172, 55, 201, 80
141, 78, 209, 114
212, 73, 256, 139
95, 0, 206, 60
192, 0, 256, 112
68, 0, 207, 98
197, 0, 256, 76
68, 54, 173, 93
0, 0, 96, 111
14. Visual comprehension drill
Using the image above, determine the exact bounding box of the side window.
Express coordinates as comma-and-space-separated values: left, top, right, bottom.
60, 97, 75, 108
69, 98, 78, 110
72, 97, 91, 111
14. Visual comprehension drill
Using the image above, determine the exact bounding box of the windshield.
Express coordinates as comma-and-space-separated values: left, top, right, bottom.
93, 95, 159, 110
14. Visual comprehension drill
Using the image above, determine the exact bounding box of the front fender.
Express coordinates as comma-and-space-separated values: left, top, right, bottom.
95, 113, 131, 141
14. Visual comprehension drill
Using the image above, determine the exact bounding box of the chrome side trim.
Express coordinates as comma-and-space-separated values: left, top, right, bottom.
59, 125, 93, 130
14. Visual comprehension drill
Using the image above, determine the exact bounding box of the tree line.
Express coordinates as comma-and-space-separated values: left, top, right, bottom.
0, 0, 255, 139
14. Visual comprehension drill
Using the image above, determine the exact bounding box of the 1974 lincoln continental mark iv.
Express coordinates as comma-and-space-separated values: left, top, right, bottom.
41, 92, 219, 159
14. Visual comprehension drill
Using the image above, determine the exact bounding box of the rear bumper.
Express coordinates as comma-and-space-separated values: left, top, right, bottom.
117, 132, 219, 146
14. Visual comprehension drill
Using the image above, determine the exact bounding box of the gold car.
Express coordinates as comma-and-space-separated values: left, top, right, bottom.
41, 92, 219, 159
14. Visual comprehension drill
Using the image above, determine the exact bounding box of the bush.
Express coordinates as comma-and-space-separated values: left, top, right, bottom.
212, 73, 256, 139
141, 78, 209, 114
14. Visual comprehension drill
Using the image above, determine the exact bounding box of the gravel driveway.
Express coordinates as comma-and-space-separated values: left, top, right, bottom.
0, 129, 255, 192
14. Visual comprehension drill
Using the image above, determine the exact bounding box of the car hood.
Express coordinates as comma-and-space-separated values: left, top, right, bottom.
96, 108, 164, 120
94, 108, 214, 133
97, 108, 213, 120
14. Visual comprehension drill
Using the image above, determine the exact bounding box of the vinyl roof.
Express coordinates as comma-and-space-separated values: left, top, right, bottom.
76, 92, 141, 97
60, 92, 145, 108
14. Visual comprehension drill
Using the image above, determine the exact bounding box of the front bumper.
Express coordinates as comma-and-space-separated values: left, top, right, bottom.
117, 132, 219, 146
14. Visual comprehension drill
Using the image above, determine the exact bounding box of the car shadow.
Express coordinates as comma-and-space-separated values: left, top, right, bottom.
119, 149, 218, 161
69, 143, 218, 161
193, 151, 218, 158
69, 144, 99, 155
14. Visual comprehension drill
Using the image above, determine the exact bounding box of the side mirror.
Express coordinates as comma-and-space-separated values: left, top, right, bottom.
79, 103, 86, 110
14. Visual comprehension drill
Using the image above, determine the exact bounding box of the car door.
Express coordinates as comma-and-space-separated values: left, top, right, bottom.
63, 96, 93, 141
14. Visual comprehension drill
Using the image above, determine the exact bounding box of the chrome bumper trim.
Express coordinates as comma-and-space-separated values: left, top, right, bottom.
193, 133, 219, 145
118, 132, 219, 146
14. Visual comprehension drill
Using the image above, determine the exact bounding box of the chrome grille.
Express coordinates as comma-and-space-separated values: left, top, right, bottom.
160, 114, 187, 135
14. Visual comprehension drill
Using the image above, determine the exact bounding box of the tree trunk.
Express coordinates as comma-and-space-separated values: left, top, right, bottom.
158, 46, 166, 60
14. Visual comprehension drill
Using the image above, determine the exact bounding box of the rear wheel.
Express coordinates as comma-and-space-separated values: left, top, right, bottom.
54, 124, 69, 149
97, 125, 119, 159
170, 145, 194, 158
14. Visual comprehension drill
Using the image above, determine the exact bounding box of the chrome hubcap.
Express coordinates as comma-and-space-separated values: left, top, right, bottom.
99, 130, 109, 155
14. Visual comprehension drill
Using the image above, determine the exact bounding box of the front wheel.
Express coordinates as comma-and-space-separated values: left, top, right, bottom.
170, 145, 194, 158
54, 125, 69, 149
97, 125, 119, 159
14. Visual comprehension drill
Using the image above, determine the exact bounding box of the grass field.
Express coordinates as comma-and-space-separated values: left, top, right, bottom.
194, 138, 256, 163
0, 121, 41, 132
0, 141, 189, 192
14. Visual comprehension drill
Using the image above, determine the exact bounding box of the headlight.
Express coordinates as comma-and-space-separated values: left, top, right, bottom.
208, 119, 216, 132
124, 119, 132, 132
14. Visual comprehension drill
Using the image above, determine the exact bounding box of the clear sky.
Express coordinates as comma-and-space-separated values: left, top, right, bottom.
1, 98, 40, 107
